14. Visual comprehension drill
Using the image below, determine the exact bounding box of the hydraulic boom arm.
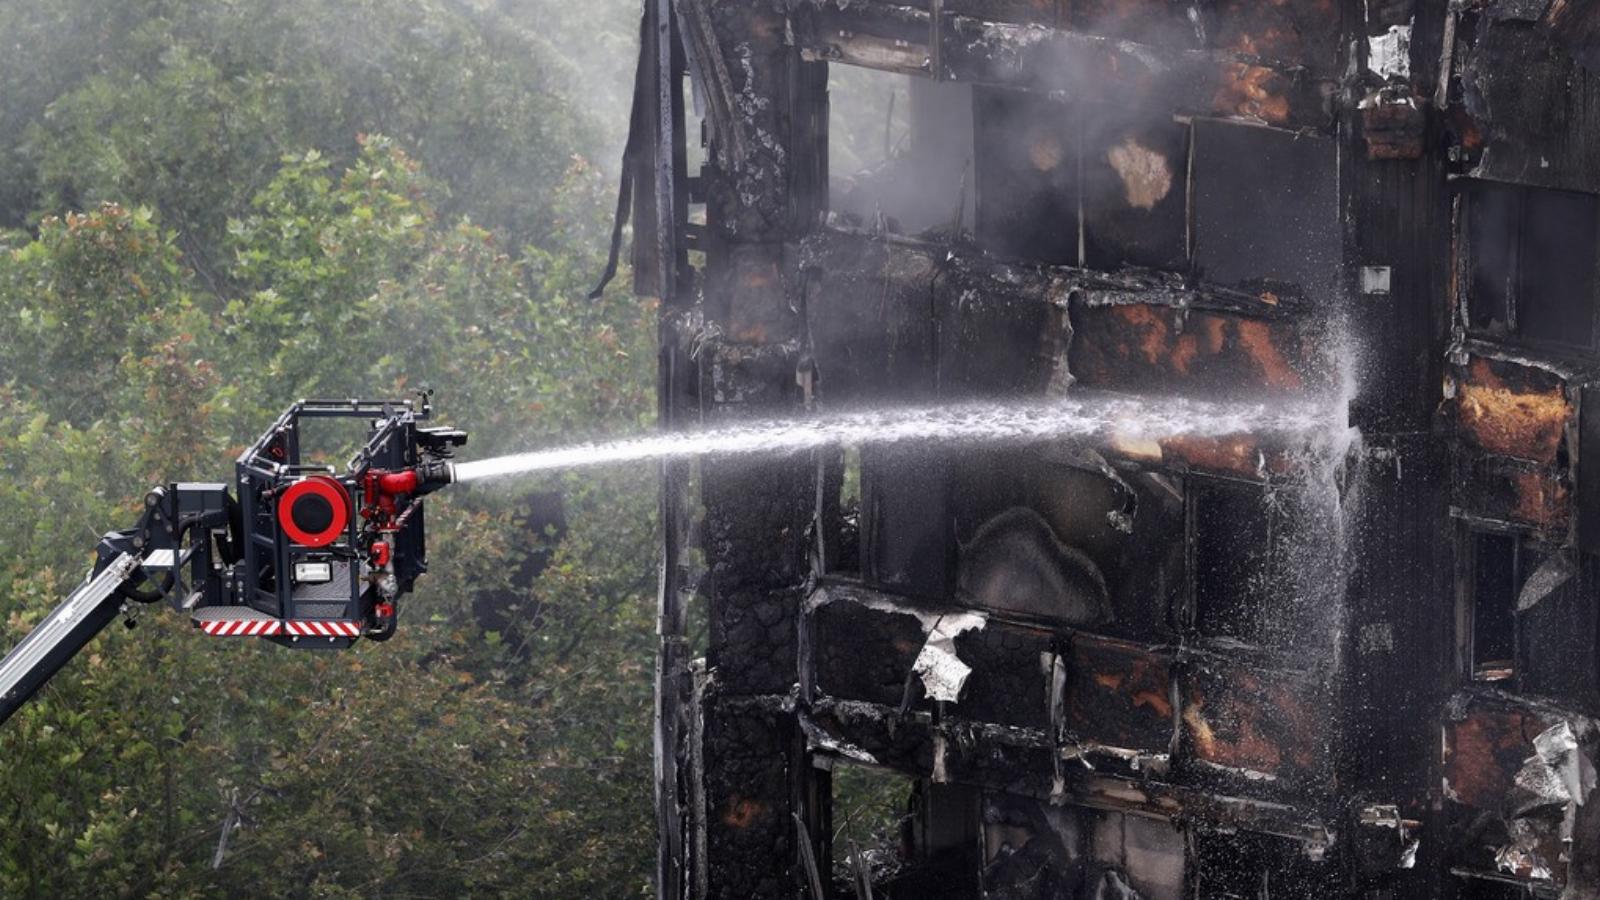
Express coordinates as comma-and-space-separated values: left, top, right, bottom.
0, 551, 141, 725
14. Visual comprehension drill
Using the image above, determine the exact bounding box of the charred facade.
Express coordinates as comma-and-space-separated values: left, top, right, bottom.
628, 0, 1600, 897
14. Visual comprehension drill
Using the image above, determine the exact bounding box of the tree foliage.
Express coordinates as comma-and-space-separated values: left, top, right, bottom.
0, 0, 660, 895
0, 0, 639, 261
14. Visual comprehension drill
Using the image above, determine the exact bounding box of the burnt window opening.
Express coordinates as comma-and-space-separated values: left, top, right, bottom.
1082, 113, 1190, 272
1089, 811, 1185, 900
828, 66, 975, 237
1516, 549, 1599, 706
1188, 477, 1275, 646
829, 769, 978, 898
860, 444, 956, 597
821, 444, 863, 576
1189, 118, 1340, 297
683, 74, 709, 237
1187, 829, 1332, 899
972, 88, 1081, 265
1464, 181, 1600, 351
949, 454, 1183, 639
1470, 531, 1518, 681
981, 797, 1185, 900
1463, 529, 1544, 683
972, 97, 1338, 294
829, 765, 914, 877
973, 88, 1189, 272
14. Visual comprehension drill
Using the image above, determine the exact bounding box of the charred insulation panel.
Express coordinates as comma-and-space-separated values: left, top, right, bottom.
638, 0, 1600, 897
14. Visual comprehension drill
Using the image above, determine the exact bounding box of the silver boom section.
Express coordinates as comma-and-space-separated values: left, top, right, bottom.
0, 553, 139, 721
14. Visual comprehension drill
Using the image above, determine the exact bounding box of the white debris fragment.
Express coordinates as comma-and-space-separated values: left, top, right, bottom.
910, 634, 970, 700
799, 713, 879, 766
1517, 552, 1577, 612
1516, 721, 1592, 807
1509, 721, 1599, 849
1368, 25, 1412, 81
911, 612, 988, 703
1496, 849, 1552, 881
1400, 838, 1418, 869
1049, 774, 1067, 806
811, 589, 990, 704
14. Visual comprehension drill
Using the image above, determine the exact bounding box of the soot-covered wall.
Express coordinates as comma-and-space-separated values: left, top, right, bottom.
633, 0, 1600, 897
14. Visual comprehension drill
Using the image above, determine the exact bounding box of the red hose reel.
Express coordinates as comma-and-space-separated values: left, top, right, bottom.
276, 476, 351, 547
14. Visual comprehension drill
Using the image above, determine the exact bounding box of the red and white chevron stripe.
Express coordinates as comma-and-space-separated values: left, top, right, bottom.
199, 619, 282, 637
283, 620, 362, 638
197, 619, 362, 638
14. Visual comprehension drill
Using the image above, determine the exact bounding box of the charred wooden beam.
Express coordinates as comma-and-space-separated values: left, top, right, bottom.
638, 2, 695, 897
805, 583, 1341, 800
796, 692, 1338, 850
789, 1, 1338, 129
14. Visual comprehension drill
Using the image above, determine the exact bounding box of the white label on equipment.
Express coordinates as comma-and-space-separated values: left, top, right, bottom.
294, 562, 334, 584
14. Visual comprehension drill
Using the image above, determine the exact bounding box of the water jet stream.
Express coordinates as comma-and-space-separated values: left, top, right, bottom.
451, 392, 1344, 484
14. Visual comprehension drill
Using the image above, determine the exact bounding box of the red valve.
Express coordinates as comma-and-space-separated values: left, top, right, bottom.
373, 470, 420, 495
361, 469, 424, 529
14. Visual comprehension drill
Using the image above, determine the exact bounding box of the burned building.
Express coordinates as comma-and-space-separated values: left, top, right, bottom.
623, 0, 1600, 896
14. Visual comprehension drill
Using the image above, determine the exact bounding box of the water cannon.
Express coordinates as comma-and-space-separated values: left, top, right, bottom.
0, 395, 468, 725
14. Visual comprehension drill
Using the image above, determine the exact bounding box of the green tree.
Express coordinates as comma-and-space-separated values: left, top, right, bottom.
1, 0, 637, 268
0, 0, 660, 891
0, 125, 658, 900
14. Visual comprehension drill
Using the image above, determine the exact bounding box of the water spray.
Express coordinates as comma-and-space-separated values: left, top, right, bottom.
449, 391, 1345, 485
